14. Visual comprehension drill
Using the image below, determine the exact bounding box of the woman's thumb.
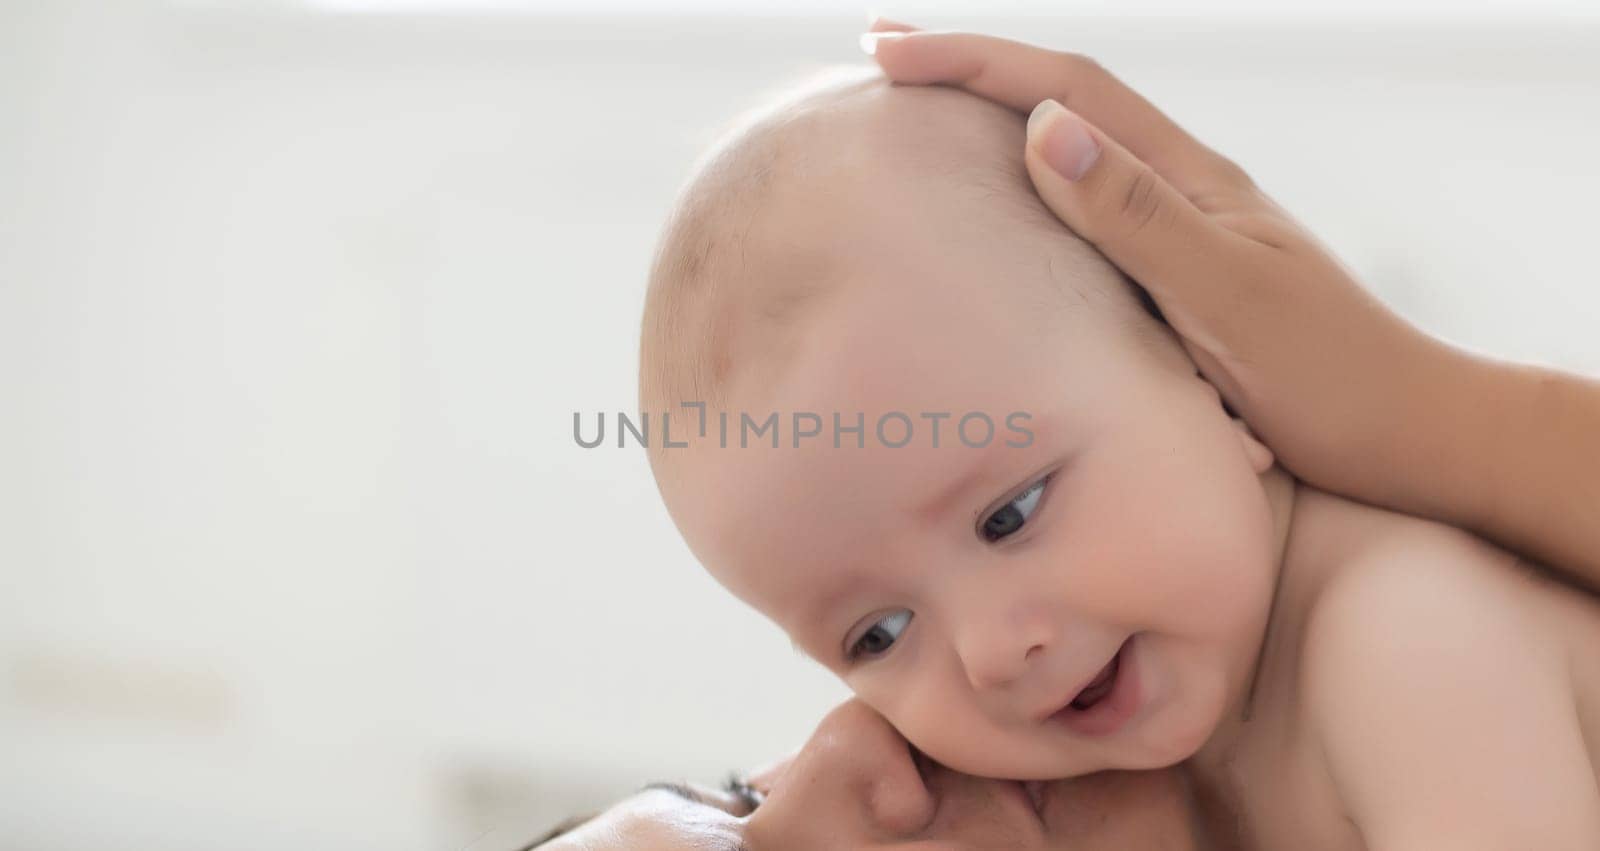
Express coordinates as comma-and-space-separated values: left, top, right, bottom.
1023, 99, 1239, 313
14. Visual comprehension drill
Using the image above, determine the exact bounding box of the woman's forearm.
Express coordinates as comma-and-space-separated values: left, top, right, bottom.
1476, 360, 1600, 583
1387, 347, 1600, 586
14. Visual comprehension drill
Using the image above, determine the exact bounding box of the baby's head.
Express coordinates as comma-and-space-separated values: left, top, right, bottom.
640, 71, 1283, 780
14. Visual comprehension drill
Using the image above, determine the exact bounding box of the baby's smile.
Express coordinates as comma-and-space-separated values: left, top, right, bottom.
1044, 634, 1140, 737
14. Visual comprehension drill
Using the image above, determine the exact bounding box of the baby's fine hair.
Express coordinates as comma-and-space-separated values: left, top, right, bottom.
638, 67, 1164, 444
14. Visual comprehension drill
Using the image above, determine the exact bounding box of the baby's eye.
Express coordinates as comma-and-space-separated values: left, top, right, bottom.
981, 476, 1049, 542
847, 609, 913, 661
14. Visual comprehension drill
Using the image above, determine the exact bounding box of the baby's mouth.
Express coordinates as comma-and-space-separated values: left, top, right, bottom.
1068, 651, 1122, 711
1045, 636, 1142, 737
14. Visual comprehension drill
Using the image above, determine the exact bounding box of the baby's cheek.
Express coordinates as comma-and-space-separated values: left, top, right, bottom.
1061, 449, 1270, 631
851, 669, 992, 775
852, 669, 943, 740
1043, 483, 1177, 614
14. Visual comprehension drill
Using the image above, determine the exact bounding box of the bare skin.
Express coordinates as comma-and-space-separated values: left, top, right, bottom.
538, 699, 1211, 851
864, 21, 1600, 587
644, 77, 1600, 850
852, 23, 1600, 848
545, 26, 1600, 851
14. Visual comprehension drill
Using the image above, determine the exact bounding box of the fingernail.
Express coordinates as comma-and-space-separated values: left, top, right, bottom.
859, 31, 905, 56
1028, 99, 1100, 181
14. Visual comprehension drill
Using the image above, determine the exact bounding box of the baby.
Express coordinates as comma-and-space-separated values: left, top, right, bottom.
639, 70, 1600, 849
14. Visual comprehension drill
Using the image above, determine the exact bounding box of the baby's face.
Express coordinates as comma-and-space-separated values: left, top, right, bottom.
654, 85, 1285, 780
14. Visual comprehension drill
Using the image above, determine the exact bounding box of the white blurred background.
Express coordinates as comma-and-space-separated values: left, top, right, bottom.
1, 1, 1596, 849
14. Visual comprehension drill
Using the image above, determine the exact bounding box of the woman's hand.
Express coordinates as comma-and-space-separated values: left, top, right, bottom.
862, 21, 1600, 585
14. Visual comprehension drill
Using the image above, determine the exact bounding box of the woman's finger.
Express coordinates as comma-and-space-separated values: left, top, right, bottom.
1023, 98, 1266, 351
865, 30, 1244, 197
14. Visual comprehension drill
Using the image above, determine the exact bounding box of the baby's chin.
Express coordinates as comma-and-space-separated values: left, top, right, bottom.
926, 723, 1216, 783
1119, 672, 1235, 770
937, 748, 1192, 785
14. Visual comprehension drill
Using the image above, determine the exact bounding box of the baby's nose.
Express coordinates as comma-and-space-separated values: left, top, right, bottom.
956, 623, 1048, 691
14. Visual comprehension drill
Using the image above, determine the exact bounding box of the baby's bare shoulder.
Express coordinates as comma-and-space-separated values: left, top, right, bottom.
1300, 504, 1567, 667
1299, 508, 1557, 700
1294, 505, 1600, 849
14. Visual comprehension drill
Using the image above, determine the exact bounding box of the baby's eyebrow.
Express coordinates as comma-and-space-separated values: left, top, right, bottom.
786, 625, 833, 666
789, 583, 862, 665
916, 443, 999, 525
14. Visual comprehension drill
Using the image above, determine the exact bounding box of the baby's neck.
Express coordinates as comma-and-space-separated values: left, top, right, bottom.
1188, 466, 1303, 774
1184, 469, 1407, 850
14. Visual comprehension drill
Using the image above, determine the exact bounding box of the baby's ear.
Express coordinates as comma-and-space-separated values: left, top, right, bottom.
1230, 416, 1275, 474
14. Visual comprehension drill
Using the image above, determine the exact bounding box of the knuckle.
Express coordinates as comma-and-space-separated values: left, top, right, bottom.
1051, 51, 1105, 100
1212, 152, 1257, 191
1058, 51, 1104, 75
1118, 167, 1168, 236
